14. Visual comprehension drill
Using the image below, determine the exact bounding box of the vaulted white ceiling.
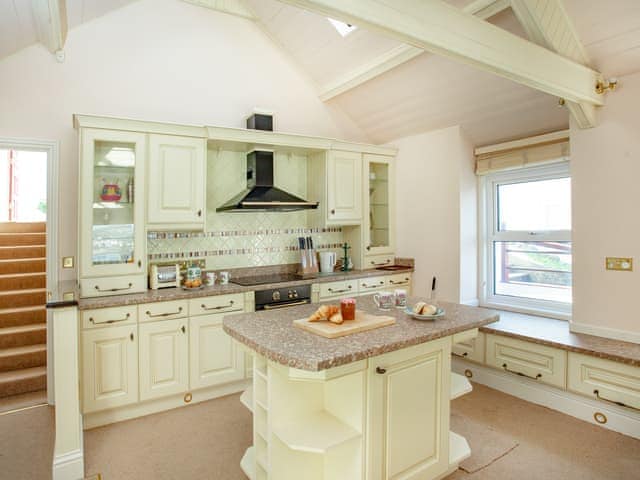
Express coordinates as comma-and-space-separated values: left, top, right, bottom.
1, 0, 640, 146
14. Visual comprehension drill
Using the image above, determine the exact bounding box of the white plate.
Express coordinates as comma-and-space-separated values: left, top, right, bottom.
405, 306, 445, 320
182, 285, 205, 291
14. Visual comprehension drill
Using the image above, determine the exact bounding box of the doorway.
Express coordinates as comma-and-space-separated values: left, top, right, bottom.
0, 140, 57, 413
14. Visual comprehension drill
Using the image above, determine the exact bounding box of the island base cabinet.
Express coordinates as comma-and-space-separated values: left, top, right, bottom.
139, 319, 189, 402
82, 324, 138, 414
367, 339, 451, 480
189, 314, 245, 390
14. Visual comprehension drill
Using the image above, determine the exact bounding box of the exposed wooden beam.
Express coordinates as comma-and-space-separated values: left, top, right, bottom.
319, 0, 510, 101
278, 0, 604, 110
31, 0, 67, 55
510, 0, 596, 127
182, 0, 256, 20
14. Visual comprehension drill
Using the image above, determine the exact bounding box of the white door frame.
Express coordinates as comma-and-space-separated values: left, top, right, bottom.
0, 137, 59, 405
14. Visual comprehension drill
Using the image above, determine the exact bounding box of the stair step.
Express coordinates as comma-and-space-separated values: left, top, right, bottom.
0, 273, 46, 291
0, 289, 46, 309
0, 233, 46, 246
0, 258, 46, 275
0, 222, 45, 234
0, 366, 46, 398
0, 245, 46, 260
0, 306, 46, 328
0, 344, 46, 373
0, 323, 46, 349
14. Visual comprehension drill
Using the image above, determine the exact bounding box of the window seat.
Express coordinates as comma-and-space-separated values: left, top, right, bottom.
480, 310, 640, 367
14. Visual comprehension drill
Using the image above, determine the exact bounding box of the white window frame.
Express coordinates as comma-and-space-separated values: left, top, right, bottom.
479, 162, 571, 319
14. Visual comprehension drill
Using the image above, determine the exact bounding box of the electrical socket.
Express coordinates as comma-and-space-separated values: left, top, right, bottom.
62, 256, 74, 268
605, 257, 633, 271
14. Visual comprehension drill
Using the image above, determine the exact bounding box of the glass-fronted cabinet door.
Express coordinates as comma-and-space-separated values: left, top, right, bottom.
79, 128, 146, 278
364, 154, 395, 256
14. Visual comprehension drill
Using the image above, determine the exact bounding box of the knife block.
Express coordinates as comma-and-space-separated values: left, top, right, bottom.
297, 250, 319, 277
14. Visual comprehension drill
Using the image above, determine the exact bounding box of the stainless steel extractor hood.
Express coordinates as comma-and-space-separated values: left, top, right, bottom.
216, 151, 319, 212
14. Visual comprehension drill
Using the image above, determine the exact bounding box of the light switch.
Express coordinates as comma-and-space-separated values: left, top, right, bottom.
62, 256, 74, 268
605, 257, 633, 271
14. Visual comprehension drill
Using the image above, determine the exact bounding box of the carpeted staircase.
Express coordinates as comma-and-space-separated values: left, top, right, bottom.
0, 222, 47, 399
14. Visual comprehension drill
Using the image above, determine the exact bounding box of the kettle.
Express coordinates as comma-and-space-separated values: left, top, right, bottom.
319, 251, 337, 273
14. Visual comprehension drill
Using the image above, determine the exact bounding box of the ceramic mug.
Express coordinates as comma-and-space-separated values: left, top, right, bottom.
219, 271, 230, 285
373, 291, 394, 310
394, 289, 407, 308
204, 272, 216, 286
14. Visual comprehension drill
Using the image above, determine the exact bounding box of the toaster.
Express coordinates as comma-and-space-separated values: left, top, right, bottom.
149, 264, 180, 289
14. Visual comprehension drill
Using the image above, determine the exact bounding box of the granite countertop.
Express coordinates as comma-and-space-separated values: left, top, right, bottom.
223, 296, 499, 371
481, 310, 640, 367
46, 280, 80, 308
69, 266, 414, 310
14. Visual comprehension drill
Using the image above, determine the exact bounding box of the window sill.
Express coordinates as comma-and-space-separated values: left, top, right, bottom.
479, 301, 571, 322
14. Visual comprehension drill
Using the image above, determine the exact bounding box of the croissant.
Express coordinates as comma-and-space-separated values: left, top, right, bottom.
307, 304, 341, 322
329, 312, 344, 324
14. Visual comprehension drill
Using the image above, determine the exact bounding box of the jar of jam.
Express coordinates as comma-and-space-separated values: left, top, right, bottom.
340, 298, 356, 321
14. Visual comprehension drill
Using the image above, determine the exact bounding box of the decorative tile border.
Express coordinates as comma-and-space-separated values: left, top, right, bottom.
147, 227, 342, 240
148, 242, 345, 261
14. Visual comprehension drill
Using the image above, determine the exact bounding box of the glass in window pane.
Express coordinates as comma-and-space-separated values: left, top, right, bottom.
497, 177, 570, 231
369, 161, 389, 248
494, 241, 572, 303
92, 141, 136, 266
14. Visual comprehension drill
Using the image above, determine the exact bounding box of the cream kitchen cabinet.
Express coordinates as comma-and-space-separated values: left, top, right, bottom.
357, 275, 388, 295
452, 331, 485, 363
78, 128, 147, 297
363, 154, 395, 258
367, 339, 451, 480
189, 313, 245, 390
139, 318, 190, 401
147, 134, 206, 229
81, 324, 138, 414
318, 279, 358, 301
308, 150, 363, 226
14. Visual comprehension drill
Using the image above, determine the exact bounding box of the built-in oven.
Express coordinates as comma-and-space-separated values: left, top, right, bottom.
254, 284, 312, 311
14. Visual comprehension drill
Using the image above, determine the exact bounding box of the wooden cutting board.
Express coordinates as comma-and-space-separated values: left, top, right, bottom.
293, 310, 396, 338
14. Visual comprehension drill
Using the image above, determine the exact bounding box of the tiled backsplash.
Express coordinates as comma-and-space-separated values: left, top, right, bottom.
147, 150, 346, 269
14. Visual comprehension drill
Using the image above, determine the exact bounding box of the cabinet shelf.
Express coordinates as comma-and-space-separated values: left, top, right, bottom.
450, 372, 473, 400
93, 202, 133, 209
272, 410, 361, 454
449, 431, 471, 465
240, 446, 256, 480
240, 386, 253, 413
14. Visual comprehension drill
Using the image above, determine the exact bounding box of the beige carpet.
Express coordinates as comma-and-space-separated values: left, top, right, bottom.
446, 383, 640, 480
0, 390, 47, 414
2, 385, 640, 479
84, 392, 252, 480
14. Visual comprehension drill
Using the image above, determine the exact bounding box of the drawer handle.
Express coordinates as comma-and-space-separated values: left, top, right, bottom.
370, 260, 391, 266
452, 352, 468, 358
376, 367, 387, 375
130, 332, 134, 341
389, 279, 409, 285
502, 363, 541, 381
328, 286, 352, 293
181, 325, 186, 334
197, 209, 202, 217
90, 312, 131, 324
201, 300, 235, 311
95, 283, 133, 292
593, 389, 640, 412
146, 307, 183, 318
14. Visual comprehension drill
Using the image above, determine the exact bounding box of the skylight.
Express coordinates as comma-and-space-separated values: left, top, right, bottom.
328, 18, 357, 37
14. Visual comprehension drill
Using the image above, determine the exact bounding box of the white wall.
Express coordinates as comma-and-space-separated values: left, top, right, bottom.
0, 0, 368, 281
571, 71, 640, 341
392, 126, 477, 303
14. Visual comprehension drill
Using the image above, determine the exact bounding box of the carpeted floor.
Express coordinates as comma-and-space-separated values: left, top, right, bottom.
1, 385, 639, 479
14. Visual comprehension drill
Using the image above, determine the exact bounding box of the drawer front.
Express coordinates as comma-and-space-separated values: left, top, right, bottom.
81, 305, 137, 329
387, 272, 412, 288
319, 279, 358, 299
358, 275, 388, 294
80, 275, 146, 298
486, 334, 567, 388
452, 331, 485, 363
139, 300, 189, 323
189, 293, 245, 317
364, 254, 394, 269
568, 353, 640, 411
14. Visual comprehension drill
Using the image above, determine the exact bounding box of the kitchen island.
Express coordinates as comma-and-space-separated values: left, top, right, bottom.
223, 296, 498, 480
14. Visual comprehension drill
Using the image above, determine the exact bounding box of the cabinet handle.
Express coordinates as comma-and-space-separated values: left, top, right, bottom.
502, 363, 541, 380
181, 325, 186, 334
201, 300, 235, 311
389, 279, 409, 285
90, 312, 131, 324
328, 286, 352, 293
145, 307, 183, 318
138, 260, 142, 268
130, 332, 134, 341
330, 209, 335, 215
452, 351, 468, 358
197, 209, 202, 217
376, 367, 387, 375
370, 260, 391, 266
94, 283, 133, 292
366, 245, 371, 251
593, 389, 640, 412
